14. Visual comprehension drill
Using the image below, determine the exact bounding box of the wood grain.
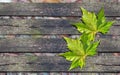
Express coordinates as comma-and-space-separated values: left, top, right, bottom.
0, 3, 119, 16
0, 53, 120, 72
0, 35, 120, 53
0, 19, 119, 35
0, 3, 119, 72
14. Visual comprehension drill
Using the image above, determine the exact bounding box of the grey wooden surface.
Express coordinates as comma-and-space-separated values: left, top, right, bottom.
0, 35, 120, 53
0, 53, 119, 72
1, 73, 120, 75
0, 3, 119, 16
0, 18, 119, 35
0, 2, 119, 72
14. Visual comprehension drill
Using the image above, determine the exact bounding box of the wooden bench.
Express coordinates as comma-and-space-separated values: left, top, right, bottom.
0, 2, 120, 72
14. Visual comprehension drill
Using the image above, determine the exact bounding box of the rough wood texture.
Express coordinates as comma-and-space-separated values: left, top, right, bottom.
0, 3, 119, 16
0, 19, 119, 35
0, 35, 120, 53
0, 53, 120, 72
0, 3, 119, 72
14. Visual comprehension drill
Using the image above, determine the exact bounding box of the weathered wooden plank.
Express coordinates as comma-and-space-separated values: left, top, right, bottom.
0, 19, 119, 35
0, 3, 119, 16
0, 24, 119, 35
0, 53, 120, 72
82, 0, 120, 3
0, 35, 120, 53
0, 18, 119, 26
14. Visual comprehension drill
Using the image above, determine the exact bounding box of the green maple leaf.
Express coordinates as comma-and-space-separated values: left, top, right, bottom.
73, 7, 115, 41
60, 7, 114, 70
60, 33, 99, 70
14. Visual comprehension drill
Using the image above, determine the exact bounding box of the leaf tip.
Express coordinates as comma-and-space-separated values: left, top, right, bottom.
80, 7, 86, 13
63, 36, 68, 40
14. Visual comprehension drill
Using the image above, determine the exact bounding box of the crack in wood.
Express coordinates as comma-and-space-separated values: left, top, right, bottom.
96, 63, 120, 66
